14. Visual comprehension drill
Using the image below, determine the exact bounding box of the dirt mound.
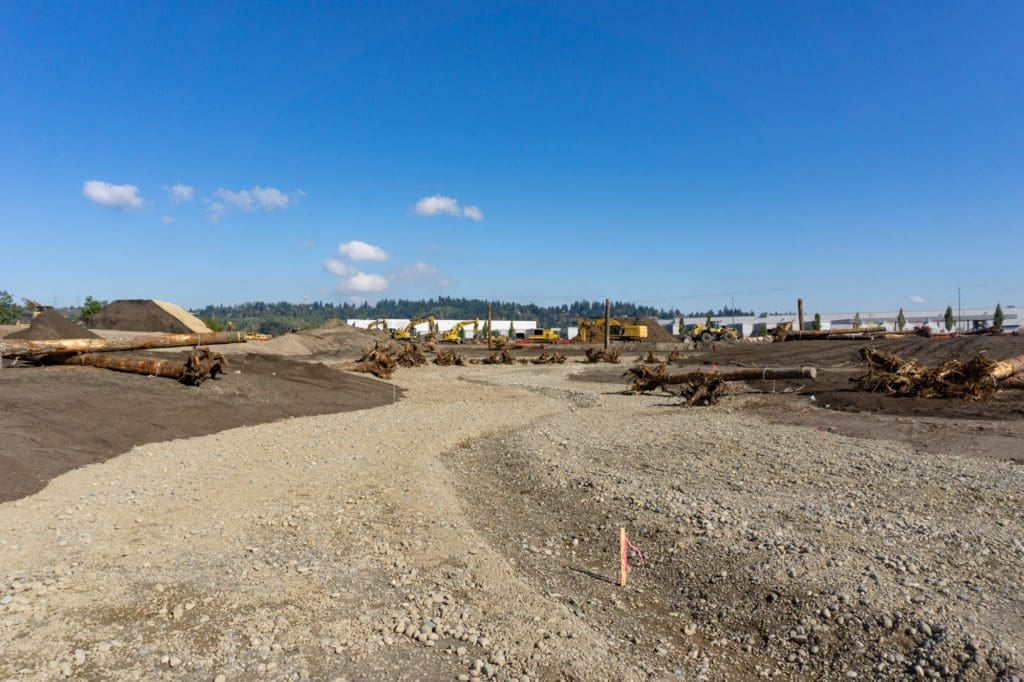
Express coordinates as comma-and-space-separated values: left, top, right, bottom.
4, 310, 99, 340
633, 317, 676, 343
246, 319, 392, 358
89, 299, 210, 334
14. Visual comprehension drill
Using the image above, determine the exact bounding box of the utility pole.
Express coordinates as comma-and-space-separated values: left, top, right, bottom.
957, 287, 961, 334
797, 298, 804, 337
487, 304, 493, 350
731, 296, 736, 326
604, 298, 611, 350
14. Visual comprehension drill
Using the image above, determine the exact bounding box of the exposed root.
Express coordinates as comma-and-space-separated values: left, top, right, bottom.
482, 350, 515, 365
434, 350, 464, 366
531, 352, 567, 365
396, 343, 428, 367
855, 348, 1004, 400
623, 364, 727, 405
583, 348, 622, 364
643, 351, 666, 364
352, 342, 397, 379
182, 347, 227, 385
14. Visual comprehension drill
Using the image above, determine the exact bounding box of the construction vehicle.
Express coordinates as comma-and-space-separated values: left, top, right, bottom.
366, 319, 390, 333
391, 316, 436, 341
441, 319, 479, 343
690, 322, 737, 342
575, 318, 648, 343
524, 328, 559, 342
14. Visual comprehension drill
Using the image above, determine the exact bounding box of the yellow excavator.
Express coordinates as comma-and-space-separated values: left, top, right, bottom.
575, 317, 648, 343
441, 318, 479, 343
392, 316, 436, 341
366, 319, 390, 332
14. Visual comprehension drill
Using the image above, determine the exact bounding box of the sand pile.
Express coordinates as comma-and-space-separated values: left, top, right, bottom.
251, 319, 392, 358
5, 310, 99, 340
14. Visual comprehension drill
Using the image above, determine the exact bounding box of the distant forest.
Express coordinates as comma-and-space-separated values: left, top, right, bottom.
192, 298, 688, 335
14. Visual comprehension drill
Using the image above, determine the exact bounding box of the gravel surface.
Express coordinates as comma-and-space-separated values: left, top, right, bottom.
1, 364, 1021, 681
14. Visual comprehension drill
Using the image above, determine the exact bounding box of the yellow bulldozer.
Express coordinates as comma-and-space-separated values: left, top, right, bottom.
441, 319, 479, 343
524, 328, 560, 342
689, 322, 737, 342
575, 318, 648, 343
392, 316, 436, 341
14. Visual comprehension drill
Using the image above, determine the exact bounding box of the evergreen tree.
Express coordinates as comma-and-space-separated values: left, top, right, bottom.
944, 306, 955, 332
705, 311, 712, 327
0, 290, 22, 324
994, 303, 1004, 329
508, 321, 515, 339
853, 312, 862, 329
897, 307, 906, 331
813, 312, 822, 331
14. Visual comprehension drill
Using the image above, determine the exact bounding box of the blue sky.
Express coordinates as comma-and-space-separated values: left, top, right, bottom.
1, 1, 1021, 313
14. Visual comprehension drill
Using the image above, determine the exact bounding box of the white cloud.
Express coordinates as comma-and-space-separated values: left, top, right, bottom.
391, 261, 451, 288
161, 215, 174, 225
338, 240, 389, 262
414, 194, 483, 220
340, 272, 389, 294
207, 185, 297, 220
215, 186, 291, 210
324, 258, 357, 277
165, 183, 194, 203
82, 180, 143, 209
908, 295, 927, 304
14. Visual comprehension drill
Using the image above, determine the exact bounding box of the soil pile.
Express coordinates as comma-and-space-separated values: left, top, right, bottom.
249, 319, 392, 358
4, 310, 99, 340
633, 317, 677, 342
89, 299, 210, 334
0, 352, 400, 503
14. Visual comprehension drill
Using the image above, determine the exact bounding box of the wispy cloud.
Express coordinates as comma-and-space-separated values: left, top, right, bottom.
161, 215, 174, 225
414, 194, 483, 221
391, 261, 451, 288
207, 185, 299, 221
908, 295, 927, 304
82, 180, 143, 209
164, 183, 194, 204
324, 258, 357, 277
338, 240, 389, 262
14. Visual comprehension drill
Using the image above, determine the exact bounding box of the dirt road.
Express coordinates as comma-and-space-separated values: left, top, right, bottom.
1, 364, 1021, 680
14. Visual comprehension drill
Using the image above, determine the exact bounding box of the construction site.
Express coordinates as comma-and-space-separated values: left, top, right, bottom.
1, 297, 1022, 681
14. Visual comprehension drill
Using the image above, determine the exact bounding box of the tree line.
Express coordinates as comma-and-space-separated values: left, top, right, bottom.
191, 297, 685, 335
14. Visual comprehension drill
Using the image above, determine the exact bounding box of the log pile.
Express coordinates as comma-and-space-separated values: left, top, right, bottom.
773, 323, 886, 342
59, 346, 227, 385
1, 332, 247, 361
854, 348, 1024, 400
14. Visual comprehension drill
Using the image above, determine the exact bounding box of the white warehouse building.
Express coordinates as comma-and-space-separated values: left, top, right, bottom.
348, 319, 538, 339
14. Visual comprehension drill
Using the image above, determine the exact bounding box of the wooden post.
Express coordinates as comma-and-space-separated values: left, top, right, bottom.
797, 298, 804, 338
487, 304, 493, 350
619, 527, 627, 587
604, 298, 611, 350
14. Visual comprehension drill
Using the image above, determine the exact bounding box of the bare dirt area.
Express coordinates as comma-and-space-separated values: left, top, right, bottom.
0, 359, 1022, 681
0, 353, 400, 503
573, 336, 1024, 464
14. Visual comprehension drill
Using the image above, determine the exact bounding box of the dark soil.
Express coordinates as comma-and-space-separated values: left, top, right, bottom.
570, 336, 1024, 463
0, 352, 401, 503
4, 310, 99, 340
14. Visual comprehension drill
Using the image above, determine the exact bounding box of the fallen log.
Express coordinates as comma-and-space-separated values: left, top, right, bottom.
626, 364, 816, 393
775, 326, 885, 341
1, 332, 247, 361
60, 347, 226, 385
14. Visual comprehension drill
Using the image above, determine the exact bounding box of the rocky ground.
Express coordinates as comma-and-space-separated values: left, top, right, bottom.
1, 362, 1022, 681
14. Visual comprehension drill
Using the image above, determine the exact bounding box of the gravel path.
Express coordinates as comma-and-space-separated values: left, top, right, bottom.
1, 364, 1021, 681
